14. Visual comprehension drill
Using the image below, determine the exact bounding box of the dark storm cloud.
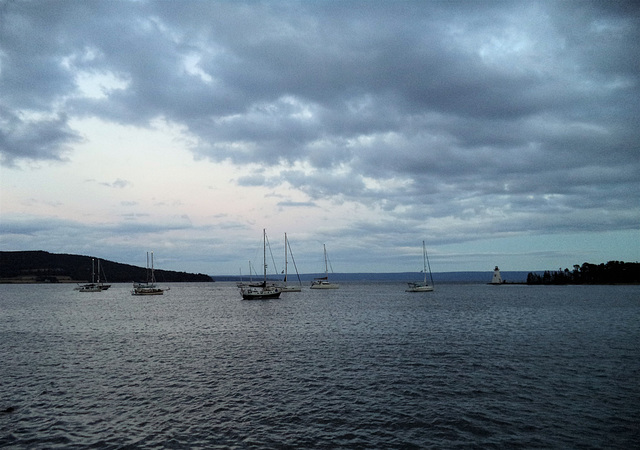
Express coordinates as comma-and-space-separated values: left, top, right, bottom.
0, 107, 82, 164
1, 0, 638, 239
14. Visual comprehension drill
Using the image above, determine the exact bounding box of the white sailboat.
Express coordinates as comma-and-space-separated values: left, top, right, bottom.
240, 229, 282, 300
310, 244, 339, 289
280, 233, 302, 292
131, 252, 164, 296
406, 241, 434, 292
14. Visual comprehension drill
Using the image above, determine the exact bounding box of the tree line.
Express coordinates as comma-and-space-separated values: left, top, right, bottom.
526, 261, 640, 285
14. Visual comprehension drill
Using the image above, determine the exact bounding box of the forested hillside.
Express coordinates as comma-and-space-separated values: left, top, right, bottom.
526, 261, 640, 285
0, 251, 212, 283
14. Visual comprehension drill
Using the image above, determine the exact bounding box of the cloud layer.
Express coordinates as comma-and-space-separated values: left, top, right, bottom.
1, 0, 638, 273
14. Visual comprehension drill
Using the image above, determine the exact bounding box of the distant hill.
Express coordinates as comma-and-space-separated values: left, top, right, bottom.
0, 251, 213, 283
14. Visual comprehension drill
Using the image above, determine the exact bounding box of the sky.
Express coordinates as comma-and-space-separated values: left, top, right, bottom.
1, 0, 639, 276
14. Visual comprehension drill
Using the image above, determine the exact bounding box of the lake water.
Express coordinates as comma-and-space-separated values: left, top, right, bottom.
1, 282, 639, 448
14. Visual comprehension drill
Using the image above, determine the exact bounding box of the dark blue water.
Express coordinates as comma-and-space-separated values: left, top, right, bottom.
1, 282, 639, 448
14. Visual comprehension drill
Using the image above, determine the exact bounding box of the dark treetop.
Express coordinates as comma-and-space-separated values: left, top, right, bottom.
527, 261, 640, 285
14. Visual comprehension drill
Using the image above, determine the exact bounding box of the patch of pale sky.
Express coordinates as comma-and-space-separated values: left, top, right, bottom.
2, 119, 334, 269
436, 230, 640, 272
74, 71, 130, 100
60, 46, 99, 69
5, 117, 238, 225
478, 28, 531, 64
361, 175, 412, 194
13, 109, 59, 123
182, 53, 213, 84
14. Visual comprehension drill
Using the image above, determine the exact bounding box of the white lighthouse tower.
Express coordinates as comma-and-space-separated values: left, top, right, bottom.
490, 266, 503, 284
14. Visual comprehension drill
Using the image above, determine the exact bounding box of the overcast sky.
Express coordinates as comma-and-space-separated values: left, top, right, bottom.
1, 0, 639, 276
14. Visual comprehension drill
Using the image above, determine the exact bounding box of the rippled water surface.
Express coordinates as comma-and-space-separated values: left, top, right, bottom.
1, 282, 639, 448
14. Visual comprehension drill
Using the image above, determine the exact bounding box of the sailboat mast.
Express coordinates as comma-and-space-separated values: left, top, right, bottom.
284, 233, 288, 282
424, 241, 434, 286
422, 241, 427, 284
151, 251, 155, 283
324, 244, 328, 276
263, 229, 267, 281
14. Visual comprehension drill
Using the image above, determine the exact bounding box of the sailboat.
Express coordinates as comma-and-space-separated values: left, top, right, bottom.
240, 229, 282, 299
94, 259, 111, 290
77, 258, 111, 292
131, 251, 164, 296
280, 233, 302, 292
406, 241, 434, 292
236, 261, 256, 288
310, 244, 339, 289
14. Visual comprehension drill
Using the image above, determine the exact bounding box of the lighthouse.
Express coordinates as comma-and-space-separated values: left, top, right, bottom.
490, 266, 503, 284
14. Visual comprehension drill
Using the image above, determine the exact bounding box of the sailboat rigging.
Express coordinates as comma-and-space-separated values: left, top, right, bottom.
310, 244, 339, 289
240, 229, 282, 299
237, 261, 257, 288
280, 233, 302, 292
77, 258, 111, 292
131, 251, 165, 296
406, 241, 434, 292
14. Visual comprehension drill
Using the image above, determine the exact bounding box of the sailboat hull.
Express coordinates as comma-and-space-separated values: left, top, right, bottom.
131, 289, 164, 295
406, 283, 434, 292
79, 284, 102, 292
281, 285, 302, 292
310, 281, 339, 289
241, 286, 282, 299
